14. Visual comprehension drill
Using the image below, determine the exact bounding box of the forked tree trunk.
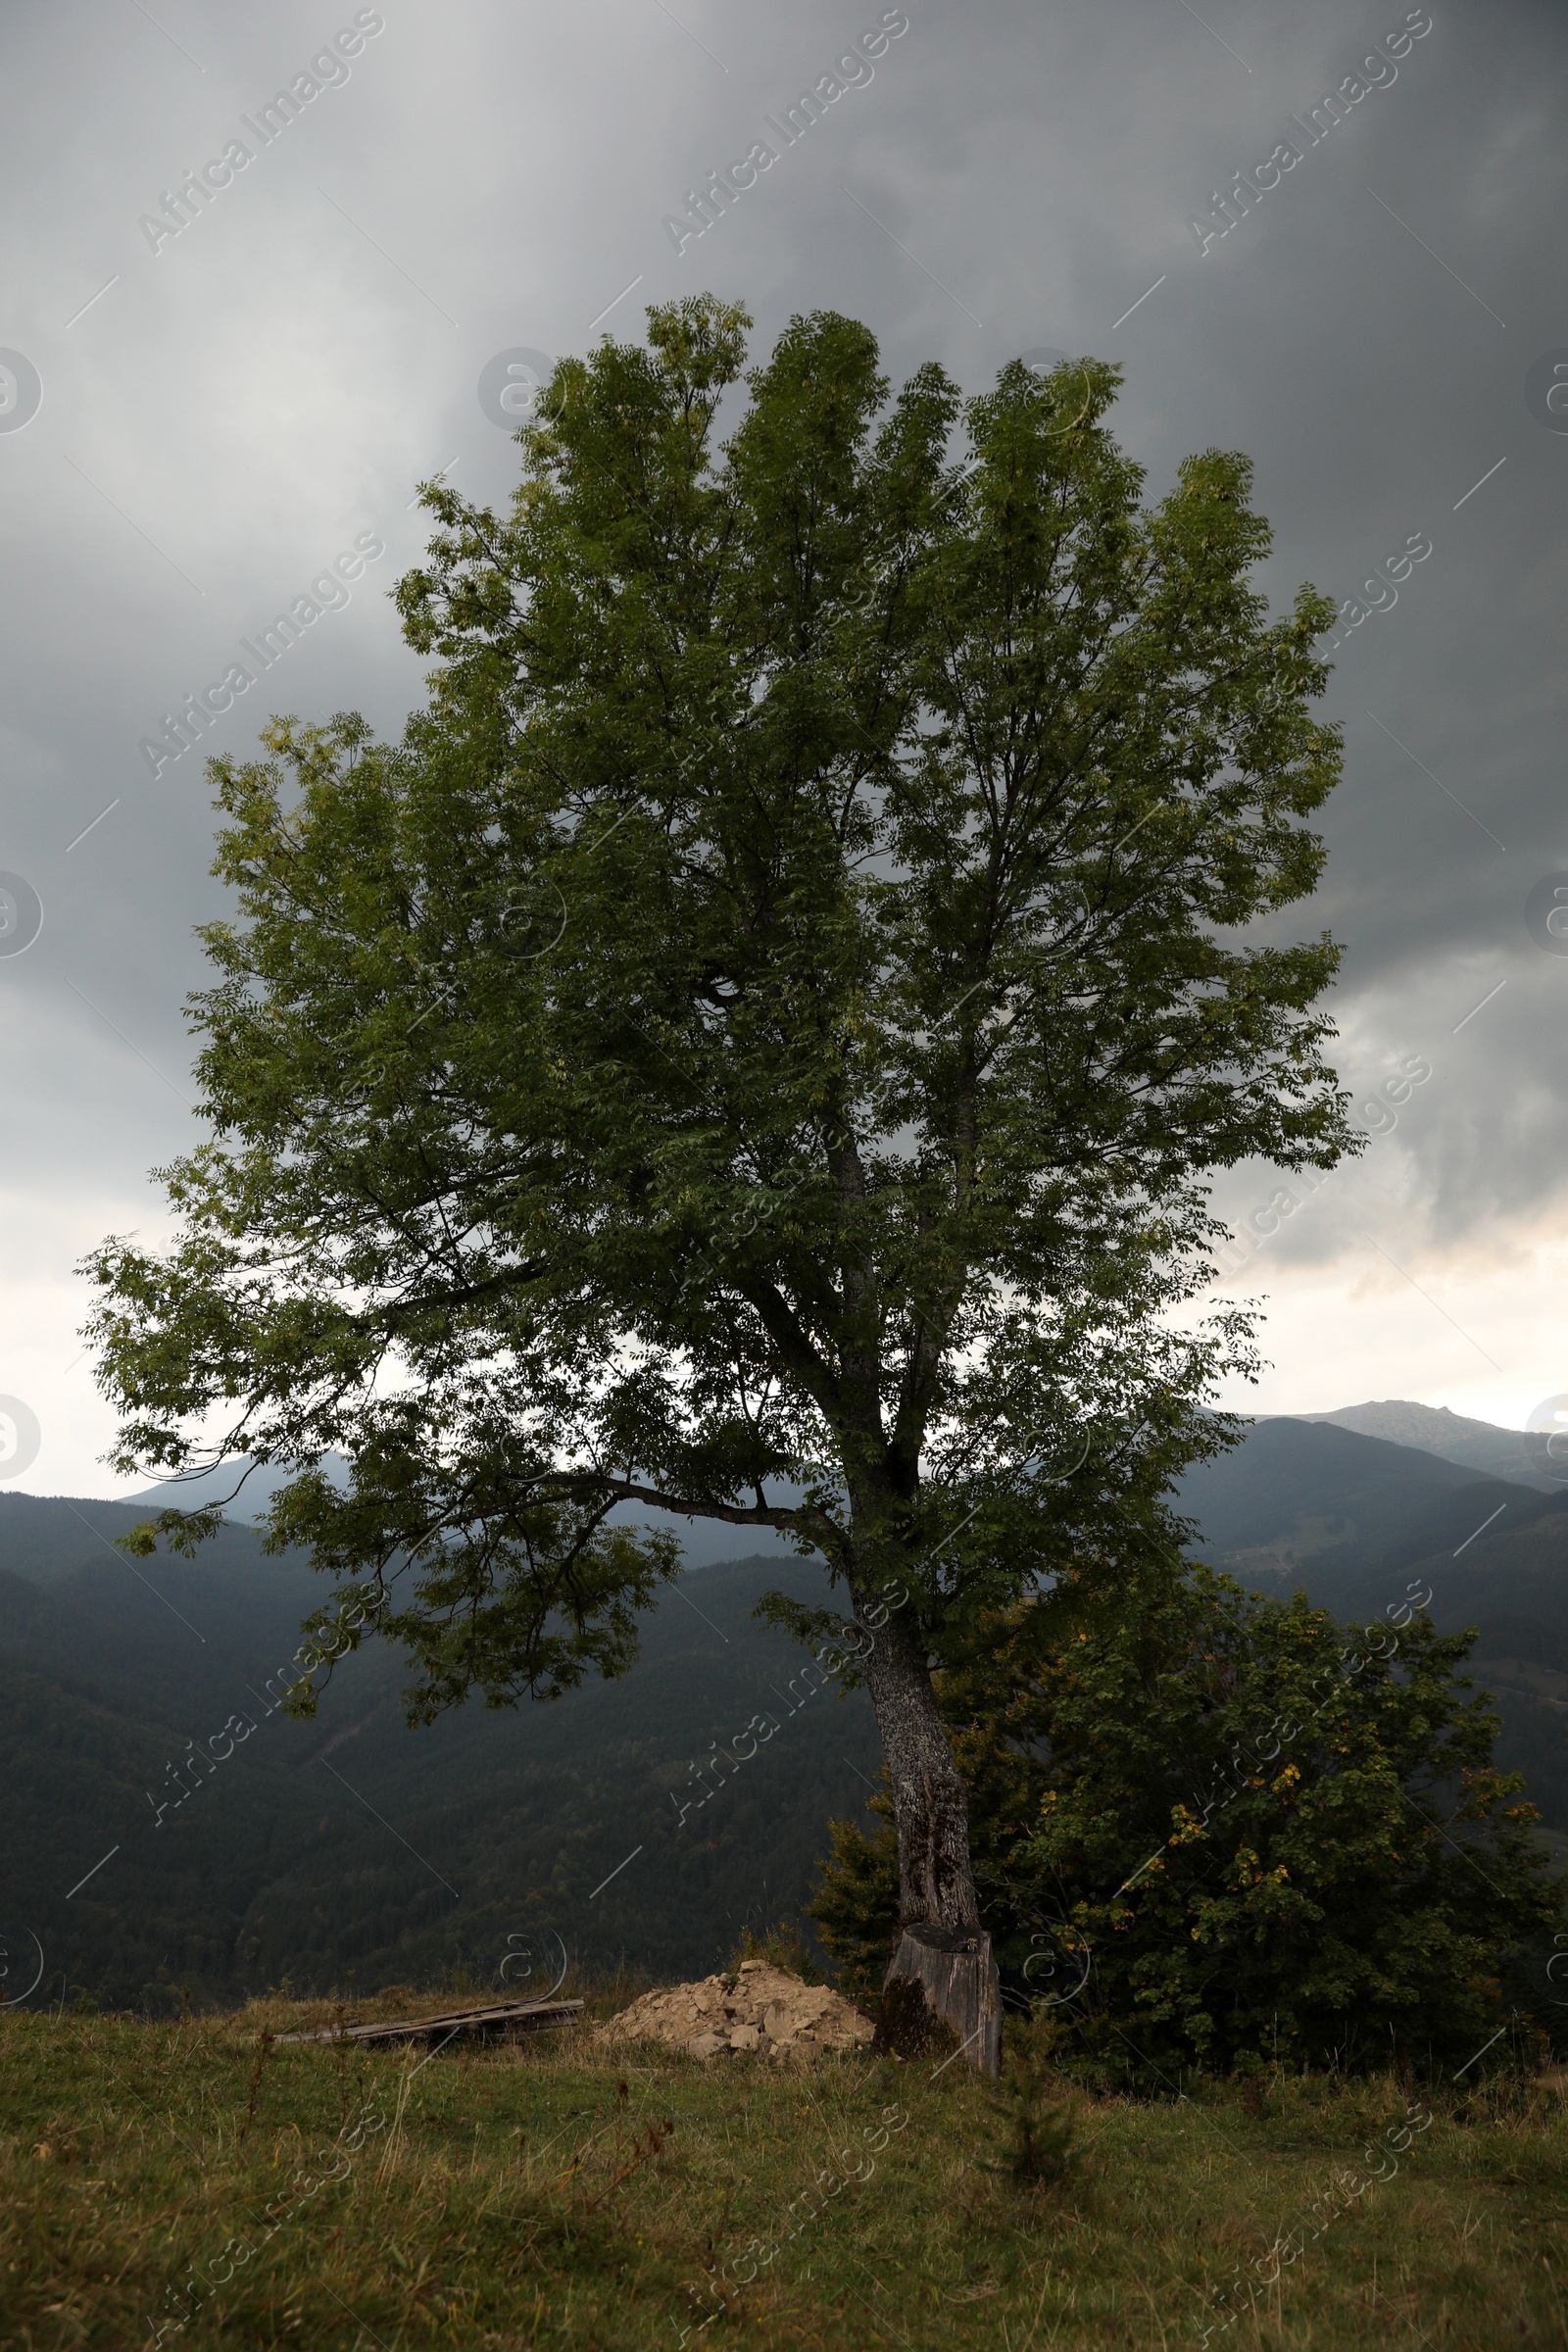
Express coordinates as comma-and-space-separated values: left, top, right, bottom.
853, 1593, 1002, 2075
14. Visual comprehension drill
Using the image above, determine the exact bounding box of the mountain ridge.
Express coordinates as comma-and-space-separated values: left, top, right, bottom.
1289, 1397, 1557, 1490
7, 1407, 1567, 2008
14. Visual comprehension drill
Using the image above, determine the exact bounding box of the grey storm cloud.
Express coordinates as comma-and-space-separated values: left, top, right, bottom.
2, 0, 1567, 1487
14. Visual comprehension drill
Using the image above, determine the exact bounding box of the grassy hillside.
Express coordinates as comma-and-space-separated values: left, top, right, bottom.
2, 1992, 1565, 2350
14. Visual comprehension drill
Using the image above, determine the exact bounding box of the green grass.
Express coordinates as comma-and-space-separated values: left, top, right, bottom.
2, 1985, 1566, 2349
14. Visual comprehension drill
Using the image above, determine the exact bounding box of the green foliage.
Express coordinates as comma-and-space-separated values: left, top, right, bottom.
981, 2016, 1080, 2185
811, 1801, 903, 2005
83, 297, 1353, 1851
812, 1562, 1568, 2077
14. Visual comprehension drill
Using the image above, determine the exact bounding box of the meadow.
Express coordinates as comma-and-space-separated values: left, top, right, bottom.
2, 1977, 1565, 2350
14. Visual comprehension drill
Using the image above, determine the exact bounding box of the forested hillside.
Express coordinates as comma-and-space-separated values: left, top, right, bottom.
1176, 1418, 1568, 1833
0, 1495, 877, 2011
5, 1412, 1565, 2013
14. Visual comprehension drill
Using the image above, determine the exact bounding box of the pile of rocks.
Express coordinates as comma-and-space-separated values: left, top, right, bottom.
601, 1958, 875, 2065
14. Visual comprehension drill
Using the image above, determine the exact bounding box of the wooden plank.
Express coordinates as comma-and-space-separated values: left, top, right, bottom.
274, 1997, 582, 2046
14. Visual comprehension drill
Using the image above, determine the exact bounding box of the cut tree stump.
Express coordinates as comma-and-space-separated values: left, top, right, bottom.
879, 1923, 1001, 2076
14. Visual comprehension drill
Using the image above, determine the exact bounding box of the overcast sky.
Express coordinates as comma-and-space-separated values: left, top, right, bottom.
2, 0, 1565, 1494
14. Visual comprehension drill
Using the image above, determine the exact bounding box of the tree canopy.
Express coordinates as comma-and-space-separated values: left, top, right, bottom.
87, 296, 1355, 1950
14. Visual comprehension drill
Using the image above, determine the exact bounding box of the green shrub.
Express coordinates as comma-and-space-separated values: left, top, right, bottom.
981, 2018, 1080, 2184
812, 1562, 1567, 2082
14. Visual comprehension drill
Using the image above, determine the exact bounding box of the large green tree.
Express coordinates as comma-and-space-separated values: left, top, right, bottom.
87, 297, 1352, 1977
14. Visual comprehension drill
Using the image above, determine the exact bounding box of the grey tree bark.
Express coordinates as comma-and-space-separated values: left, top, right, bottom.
852, 1589, 1002, 2074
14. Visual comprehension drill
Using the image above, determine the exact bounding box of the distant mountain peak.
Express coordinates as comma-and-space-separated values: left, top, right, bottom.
1293, 1399, 1553, 1490
1307, 1397, 1513, 1429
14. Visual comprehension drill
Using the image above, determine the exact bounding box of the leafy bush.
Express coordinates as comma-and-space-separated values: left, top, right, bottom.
811, 1562, 1566, 2080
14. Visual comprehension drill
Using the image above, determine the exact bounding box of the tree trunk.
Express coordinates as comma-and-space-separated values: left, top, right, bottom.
877, 1925, 1002, 2076
853, 1593, 1001, 2075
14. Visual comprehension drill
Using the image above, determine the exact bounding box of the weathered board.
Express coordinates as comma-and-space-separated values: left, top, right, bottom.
882, 1924, 1002, 2075
275, 1997, 582, 2047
